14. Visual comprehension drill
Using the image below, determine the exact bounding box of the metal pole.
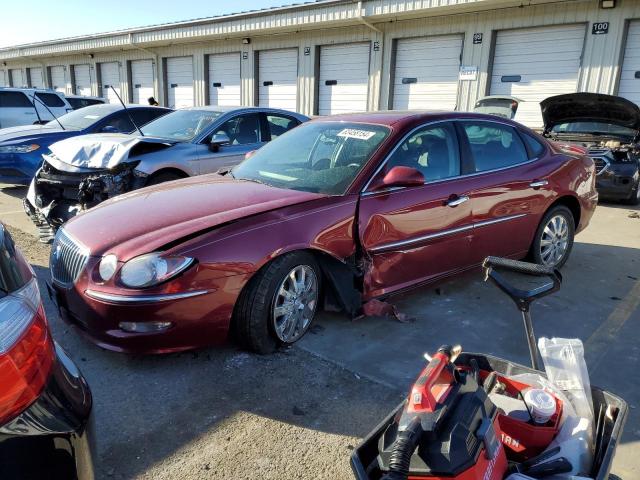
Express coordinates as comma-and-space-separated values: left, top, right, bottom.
521, 309, 541, 371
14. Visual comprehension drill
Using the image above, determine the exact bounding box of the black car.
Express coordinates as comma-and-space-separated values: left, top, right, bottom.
542, 92, 640, 205
0, 223, 94, 480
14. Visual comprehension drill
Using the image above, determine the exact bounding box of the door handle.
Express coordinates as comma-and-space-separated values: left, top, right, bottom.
529, 179, 549, 189
446, 195, 469, 207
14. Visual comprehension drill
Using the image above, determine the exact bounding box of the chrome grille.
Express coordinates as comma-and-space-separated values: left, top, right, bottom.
50, 228, 90, 287
592, 157, 607, 175
587, 147, 610, 176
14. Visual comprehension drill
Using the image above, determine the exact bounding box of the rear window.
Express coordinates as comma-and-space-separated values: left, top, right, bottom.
0, 91, 32, 108
520, 131, 546, 158
67, 97, 104, 109
0, 228, 30, 295
36, 92, 66, 108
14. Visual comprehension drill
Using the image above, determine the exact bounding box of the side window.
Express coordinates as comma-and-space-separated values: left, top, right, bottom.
0, 91, 33, 107
102, 112, 134, 133
214, 114, 260, 145
35, 92, 66, 108
461, 121, 529, 172
386, 122, 460, 182
520, 131, 546, 159
266, 114, 300, 140
130, 109, 166, 128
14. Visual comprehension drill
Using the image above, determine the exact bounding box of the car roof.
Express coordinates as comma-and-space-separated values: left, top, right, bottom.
309, 110, 515, 127
0, 87, 64, 94
65, 95, 106, 101
181, 105, 306, 116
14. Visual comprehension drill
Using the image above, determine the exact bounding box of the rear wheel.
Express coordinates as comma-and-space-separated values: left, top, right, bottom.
234, 252, 321, 354
530, 205, 575, 269
146, 171, 185, 186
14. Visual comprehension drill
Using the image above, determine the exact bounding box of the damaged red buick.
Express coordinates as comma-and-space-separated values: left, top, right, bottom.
48, 111, 597, 354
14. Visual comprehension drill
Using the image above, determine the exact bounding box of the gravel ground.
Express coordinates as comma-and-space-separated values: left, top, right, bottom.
9, 226, 402, 480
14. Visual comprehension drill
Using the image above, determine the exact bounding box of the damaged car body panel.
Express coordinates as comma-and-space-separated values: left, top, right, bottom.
24, 106, 310, 241
47, 112, 597, 354
542, 93, 640, 204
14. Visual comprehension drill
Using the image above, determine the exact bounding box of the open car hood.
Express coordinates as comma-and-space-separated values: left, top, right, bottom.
541, 93, 640, 132
45, 133, 175, 170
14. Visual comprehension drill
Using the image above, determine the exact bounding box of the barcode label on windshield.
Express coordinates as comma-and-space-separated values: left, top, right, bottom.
337, 129, 376, 140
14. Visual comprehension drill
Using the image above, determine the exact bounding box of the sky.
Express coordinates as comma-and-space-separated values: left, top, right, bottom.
0, 0, 308, 48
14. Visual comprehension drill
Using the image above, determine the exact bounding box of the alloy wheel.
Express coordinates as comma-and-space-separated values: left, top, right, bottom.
272, 265, 318, 343
539, 214, 569, 267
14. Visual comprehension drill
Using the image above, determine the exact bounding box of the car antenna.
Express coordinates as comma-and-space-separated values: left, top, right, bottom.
30, 93, 66, 130
109, 86, 144, 136
29, 94, 44, 125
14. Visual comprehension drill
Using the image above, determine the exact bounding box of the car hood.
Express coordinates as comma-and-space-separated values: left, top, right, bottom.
45, 133, 176, 170
0, 124, 67, 144
541, 93, 640, 131
63, 174, 326, 259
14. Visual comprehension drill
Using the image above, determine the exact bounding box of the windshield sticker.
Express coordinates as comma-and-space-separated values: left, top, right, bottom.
337, 128, 376, 140
84, 115, 100, 119
259, 171, 297, 181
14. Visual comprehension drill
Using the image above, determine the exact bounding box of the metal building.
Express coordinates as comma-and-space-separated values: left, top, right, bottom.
1, 0, 639, 127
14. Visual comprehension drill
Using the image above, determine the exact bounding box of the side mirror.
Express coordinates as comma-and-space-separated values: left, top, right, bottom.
101, 125, 120, 133
373, 166, 425, 190
209, 132, 231, 152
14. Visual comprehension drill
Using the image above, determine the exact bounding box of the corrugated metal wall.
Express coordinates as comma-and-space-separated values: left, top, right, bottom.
1, 0, 639, 115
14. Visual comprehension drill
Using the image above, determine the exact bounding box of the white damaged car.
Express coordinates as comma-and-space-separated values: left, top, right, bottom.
24, 106, 308, 241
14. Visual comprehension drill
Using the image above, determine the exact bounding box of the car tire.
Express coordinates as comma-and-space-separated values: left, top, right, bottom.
627, 179, 640, 206
234, 251, 321, 354
146, 171, 185, 186
530, 205, 575, 269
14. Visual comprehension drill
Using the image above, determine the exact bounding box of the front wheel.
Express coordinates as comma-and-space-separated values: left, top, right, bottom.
530, 205, 575, 269
233, 252, 321, 354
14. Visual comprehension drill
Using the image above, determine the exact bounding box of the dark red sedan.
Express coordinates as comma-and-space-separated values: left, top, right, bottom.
48, 111, 597, 354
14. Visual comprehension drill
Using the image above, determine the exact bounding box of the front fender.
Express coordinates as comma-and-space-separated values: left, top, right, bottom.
134, 143, 198, 176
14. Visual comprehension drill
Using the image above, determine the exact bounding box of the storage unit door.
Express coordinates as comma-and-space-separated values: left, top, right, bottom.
619, 20, 640, 105
73, 64, 92, 96
29, 67, 44, 88
258, 49, 298, 111
100, 62, 121, 103
318, 43, 370, 115
131, 59, 154, 105
490, 24, 585, 128
10, 69, 24, 88
0, 70, 6, 87
50, 66, 66, 93
392, 35, 463, 111
208, 53, 241, 106
166, 56, 194, 109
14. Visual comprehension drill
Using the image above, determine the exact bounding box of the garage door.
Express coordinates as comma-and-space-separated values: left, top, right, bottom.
619, 20, 640, 105
166, 56, 194, 109
0, 70, 7, 87
490, 24, 585, 128
73, 64, 92, 96
392, 35, 463, 111
131, 59, 154, 105
29, 67, 44, 88
208, 53, 241, 106
50, 66, 66, 93
10, 69, 25, 88
100, 62, 121, 103
318, 43, 370, 115
258, 49, 298, 111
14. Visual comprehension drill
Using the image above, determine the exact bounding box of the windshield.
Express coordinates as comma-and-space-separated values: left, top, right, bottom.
551, 121, 637, 138
232, 122, 390, 195
141, 109, 223, 141
474, 98, 519, 119
51, 104, 119, 130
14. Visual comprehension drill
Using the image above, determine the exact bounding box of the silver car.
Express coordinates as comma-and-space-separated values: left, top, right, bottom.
24, 106, 309, 241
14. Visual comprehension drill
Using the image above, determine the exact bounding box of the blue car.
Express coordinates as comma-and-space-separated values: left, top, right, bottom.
0, 104, 171, 185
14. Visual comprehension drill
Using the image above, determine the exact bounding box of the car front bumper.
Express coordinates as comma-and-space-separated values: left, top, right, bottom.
596, 164, 639, 200
0, 153, 37, 185
0, 343, 94, 480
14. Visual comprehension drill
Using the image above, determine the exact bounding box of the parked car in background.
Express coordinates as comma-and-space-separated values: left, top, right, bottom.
473, 95, 522, 121
47, 111, 596, 355
0, 87, 72, 128
24, 106, 309, 241
0, 223, 94, 480
65, 95, 106, 110
0, 104, 171, 186
541, 92, 640, 205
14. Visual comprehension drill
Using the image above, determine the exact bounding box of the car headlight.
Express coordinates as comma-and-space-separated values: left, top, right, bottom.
98, 254, 118, 281
119, 253, 194, 288
0, 144, 40, 154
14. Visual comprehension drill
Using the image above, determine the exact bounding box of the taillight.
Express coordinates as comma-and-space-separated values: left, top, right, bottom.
0, 279, 54, 426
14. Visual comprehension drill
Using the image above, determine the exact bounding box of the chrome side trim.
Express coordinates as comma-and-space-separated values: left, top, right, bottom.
369, 213, 527, 253
84, 289, 210, 304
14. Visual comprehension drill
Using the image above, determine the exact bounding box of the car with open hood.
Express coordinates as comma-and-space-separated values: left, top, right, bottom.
0, 103, 170, 186
47, 111, 597, 355
24, 106, 309, 242
541, 92, 640, 205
